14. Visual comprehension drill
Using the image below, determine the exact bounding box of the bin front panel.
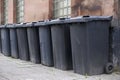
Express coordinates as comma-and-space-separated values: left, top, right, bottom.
112, 28, 120, 70
10, 29, 19, 58
51, 25, 72, 70
27, 27, 40, 63
70, 23, 87, 74
39, 26, 53, 66
0, 29, 2, 53
86, 21, 109, 75
17, 28, 29, 61
1, 28, 10, 56
70, 21, 110, 75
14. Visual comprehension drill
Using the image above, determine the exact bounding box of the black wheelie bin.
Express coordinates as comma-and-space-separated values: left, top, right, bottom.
16, 23, 29, 61
34, 21, 53, 66
0, 25, 2, 53
26, 22, 40, 63
112, 27, 120, 71
7, 24, 19, 59
1, 24, 10, 56
48, 18, 73, 70
67, 16, 113, 75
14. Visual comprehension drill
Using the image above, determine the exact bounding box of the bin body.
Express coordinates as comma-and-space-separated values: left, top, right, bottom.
39, 26, 53, 66
51, 24, 72, 70
10, 28, 19, 58
0, 29, 2, 53
17, 28, 29, 61
70, 21, 110, 75
112, 27, 120, 70
27, 27, 40, 63
1, 28, 10, 56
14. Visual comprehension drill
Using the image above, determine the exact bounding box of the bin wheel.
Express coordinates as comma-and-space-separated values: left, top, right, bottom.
105, 63, 114, 74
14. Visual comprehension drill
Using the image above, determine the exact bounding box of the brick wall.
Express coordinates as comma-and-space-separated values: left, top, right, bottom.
24, 0, 52, 22
8, 0, 16, 23
0, 0, 52, 24
71, 0, 119, 27
0, 0, 4, 24
0, 0, 119, 25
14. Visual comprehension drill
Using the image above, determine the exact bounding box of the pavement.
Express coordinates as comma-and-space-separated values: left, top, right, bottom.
0, 54, 120, 80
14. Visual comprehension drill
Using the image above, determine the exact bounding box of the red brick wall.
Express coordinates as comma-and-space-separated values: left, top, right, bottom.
71, 0, 115, 16
0, 0, 16, 24
24, 0, 52, 22
0, 0, 119, 26
71, 0, 119, 27
0, 0, 4, 24
8, 0, 16, 23
0, 0, 52, 24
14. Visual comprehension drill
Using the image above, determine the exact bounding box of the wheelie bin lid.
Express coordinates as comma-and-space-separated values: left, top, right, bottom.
47, 18, 69, 25
0, 24, 6, 28
66, 16, 112, 23
6, 24, 15, 28
14, 20, 47, 28
24, 20, 46, 28
24, 22, 36, 28
15, 23, 27, 28
34, 20, 47, 27
47, 16, 112, 25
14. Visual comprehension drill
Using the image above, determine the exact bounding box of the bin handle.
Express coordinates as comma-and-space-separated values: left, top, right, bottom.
83, 15, 90, 18
59, 17, 66, 20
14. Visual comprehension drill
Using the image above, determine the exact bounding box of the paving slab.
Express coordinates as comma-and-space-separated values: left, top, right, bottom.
0, 54, 120, 80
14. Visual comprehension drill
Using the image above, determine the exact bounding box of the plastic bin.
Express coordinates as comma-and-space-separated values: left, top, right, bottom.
112, 27, 120, 70
0, 26, 2, 53
48, 19, 73, 70
34, 21, 53, 66
68, 16, 112, 75
16, 23, 29, 61
7, 24, 19, 59
26, 22, 40, 63
1, 25, 10, 56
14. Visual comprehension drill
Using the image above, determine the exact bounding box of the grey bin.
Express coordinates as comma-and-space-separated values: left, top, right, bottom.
34, 21, 53, 66
26, 22, 40, 63
68, 16, 112, 75
16, 23, 29, 61
0, 25, 10, 56
0, 26, 2, 53
48, 19, 73, 70
112, 27, 120, 70
7, 24, 19, 59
